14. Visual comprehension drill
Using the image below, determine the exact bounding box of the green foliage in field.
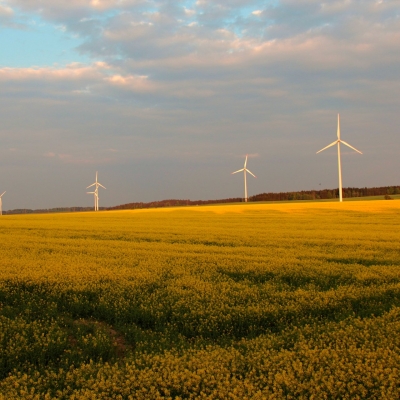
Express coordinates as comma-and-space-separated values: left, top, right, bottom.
1, 201, 400, 399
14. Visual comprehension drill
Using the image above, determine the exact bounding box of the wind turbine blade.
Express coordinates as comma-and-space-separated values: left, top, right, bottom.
337, 114, 340, 140
98, 183, 106, 189
341, 140, 363, 154
0, 191, 5, 197
316, 140, 338, 154
87, 192, 95, 194
232, 169, 244, 174
86, 183, 95, 189
244, 155, 248, 168
246, 170, 256, 178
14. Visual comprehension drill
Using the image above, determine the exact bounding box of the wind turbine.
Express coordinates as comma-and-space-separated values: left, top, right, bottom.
232, 155, 256, 202
87, 190, 98, 211
317, 114, 362, 202
0, 191, 5, 215
86, 171, 105, 211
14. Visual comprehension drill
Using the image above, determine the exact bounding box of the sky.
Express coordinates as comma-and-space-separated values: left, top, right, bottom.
0, 0, 399, 209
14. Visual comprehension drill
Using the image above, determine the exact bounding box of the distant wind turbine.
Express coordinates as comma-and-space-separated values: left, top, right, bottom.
87, 190, 98, 211
0, 191, 5, 215
317, 114, 362, 202
86, 171, 106, 211
232, 155, 256, 202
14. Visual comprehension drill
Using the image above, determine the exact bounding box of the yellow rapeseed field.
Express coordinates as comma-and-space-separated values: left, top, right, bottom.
1, 200, 400, 399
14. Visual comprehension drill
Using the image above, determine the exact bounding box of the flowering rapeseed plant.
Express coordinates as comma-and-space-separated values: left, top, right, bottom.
0, 200, 400, 398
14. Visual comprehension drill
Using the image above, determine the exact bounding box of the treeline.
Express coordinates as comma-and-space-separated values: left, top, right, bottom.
109, 198, 243, 210
4, 207, 106, 215
109, 186, 400, 211
250, 186, 400, 202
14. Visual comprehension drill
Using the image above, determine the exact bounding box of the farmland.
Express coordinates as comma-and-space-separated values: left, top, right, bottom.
1, 200, 400, 399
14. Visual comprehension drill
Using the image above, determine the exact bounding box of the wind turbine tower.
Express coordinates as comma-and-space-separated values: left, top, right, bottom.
232, 155, 256, 202
87, 189, 98, 211
86, 172, 106, 211
0, 191, 5, 215
317, 114, 362, 202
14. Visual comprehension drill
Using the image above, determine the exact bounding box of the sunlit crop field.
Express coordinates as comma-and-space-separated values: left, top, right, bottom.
1, 200, 400, 399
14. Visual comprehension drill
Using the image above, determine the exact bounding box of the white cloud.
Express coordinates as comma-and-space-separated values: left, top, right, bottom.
106, 73, 153, 92
0, 63, 106, 82
184, 8, 196, 17
0, 2, 14, 22
0, 4, 12, 15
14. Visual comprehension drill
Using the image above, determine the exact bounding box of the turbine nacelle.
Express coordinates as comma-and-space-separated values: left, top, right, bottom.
316, 114, 362, 202
231, 155, 257, 178
232, 154, 257, 202
86, 171, 105, 211
317, 114, 362, 155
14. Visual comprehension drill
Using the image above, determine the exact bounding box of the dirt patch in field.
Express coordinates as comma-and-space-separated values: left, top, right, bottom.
72, 319, 133, 358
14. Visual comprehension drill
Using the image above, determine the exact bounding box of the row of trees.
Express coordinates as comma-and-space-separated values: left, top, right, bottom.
4, 207, 102, 215
250, 186, 400, 202
109, 198, 242, 210
110, 186, 400, 210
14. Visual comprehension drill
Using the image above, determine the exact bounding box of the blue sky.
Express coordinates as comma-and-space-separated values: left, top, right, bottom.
1, 0, 400, 209
0, 21, 90, 67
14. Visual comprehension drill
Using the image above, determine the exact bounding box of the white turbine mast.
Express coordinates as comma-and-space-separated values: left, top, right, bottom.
232, 155, 256, 202
87, 190, 98, 211
86, 171, 106, 211
0, 191, 6, 216
317, 114, 362, 202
